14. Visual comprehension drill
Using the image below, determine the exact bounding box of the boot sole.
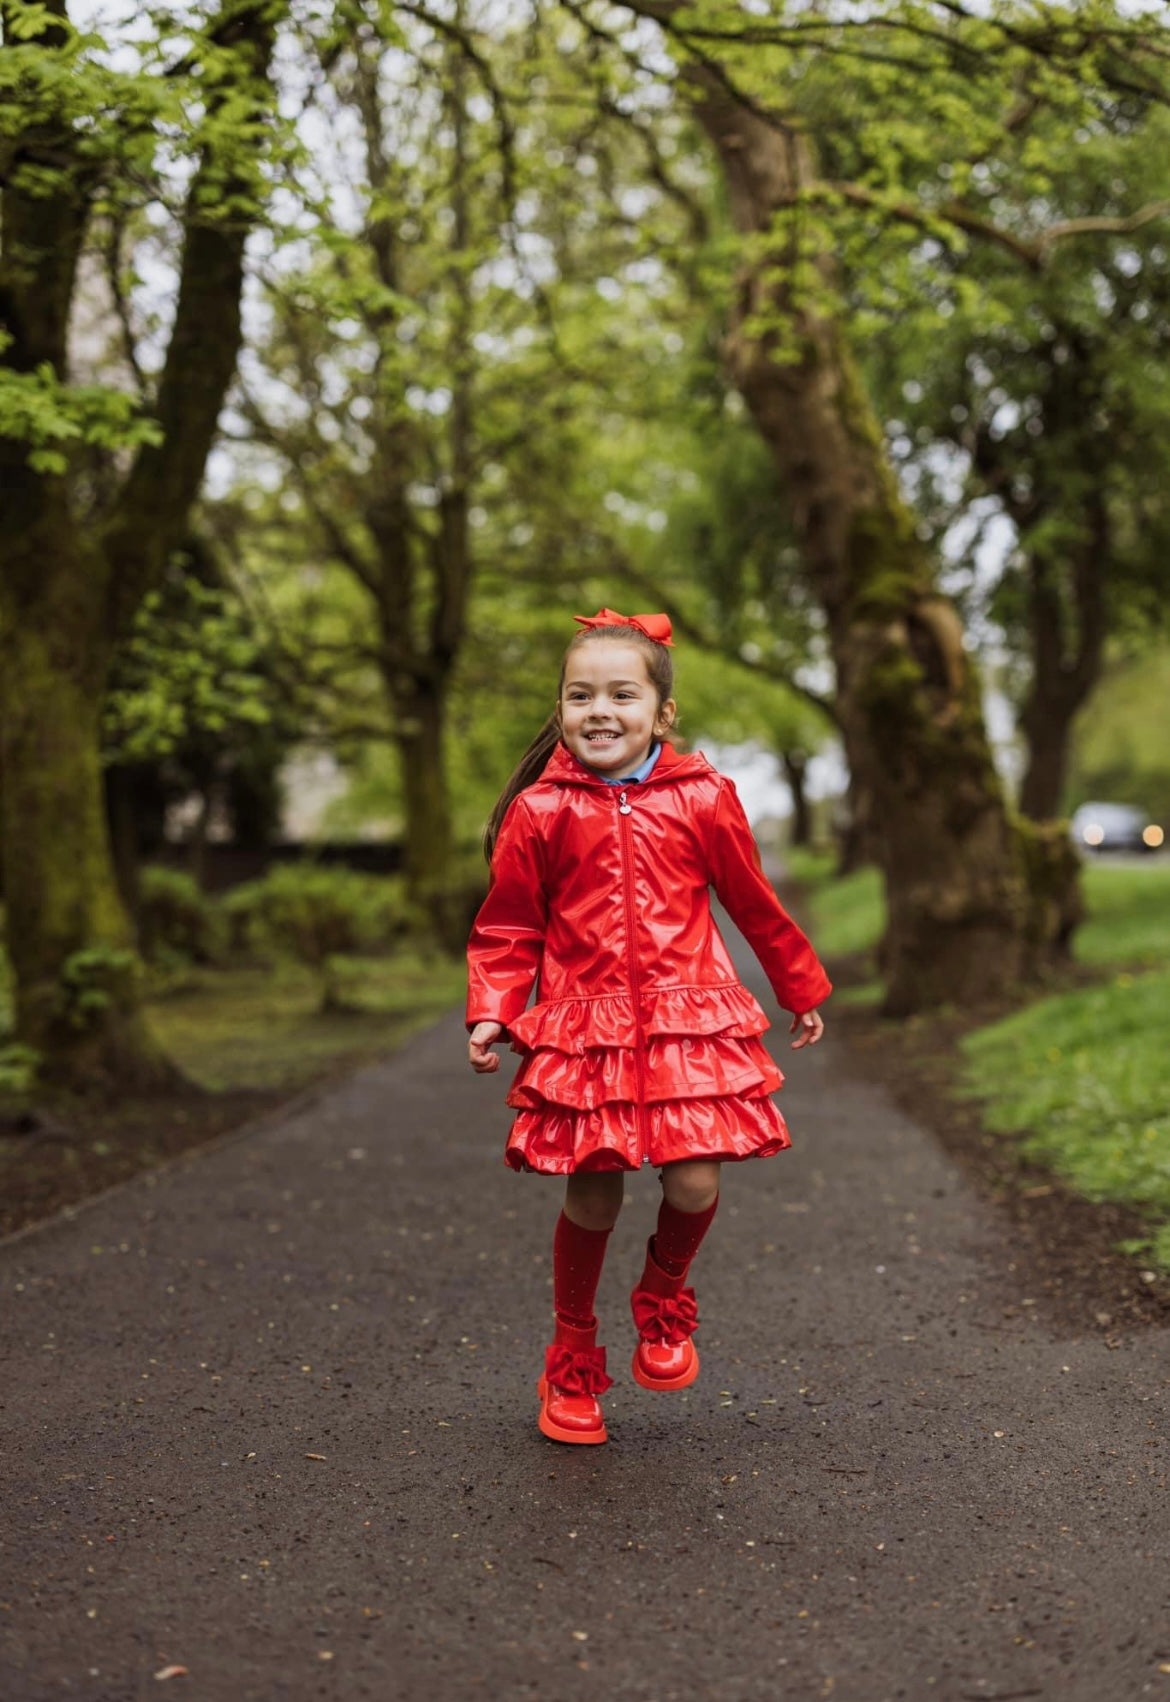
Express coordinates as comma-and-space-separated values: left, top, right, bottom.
631, 1348, 700, 1391
536, 1376, 608, 1445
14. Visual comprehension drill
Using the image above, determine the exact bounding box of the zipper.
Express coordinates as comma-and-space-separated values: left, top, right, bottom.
616, 789, 647, 1163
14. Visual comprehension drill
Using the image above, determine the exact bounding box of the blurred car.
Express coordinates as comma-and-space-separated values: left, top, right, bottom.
1069, 801, 1164, 853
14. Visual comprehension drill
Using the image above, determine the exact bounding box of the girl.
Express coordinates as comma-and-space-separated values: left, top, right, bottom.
467, 608, 830, 1446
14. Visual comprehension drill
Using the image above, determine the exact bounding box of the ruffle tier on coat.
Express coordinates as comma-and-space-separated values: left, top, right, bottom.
503, 982, 790, 1174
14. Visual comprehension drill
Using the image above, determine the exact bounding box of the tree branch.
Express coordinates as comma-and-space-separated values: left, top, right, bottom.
1038, 200, 1170, 254
102, 211, 148, 399
391, 0, 518, 217
613, 553, 839, 726
102, 0, 280, 636
785, 180, 1170, 273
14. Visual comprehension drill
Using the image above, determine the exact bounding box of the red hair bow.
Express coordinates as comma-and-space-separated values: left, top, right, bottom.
573, 607, 674, 647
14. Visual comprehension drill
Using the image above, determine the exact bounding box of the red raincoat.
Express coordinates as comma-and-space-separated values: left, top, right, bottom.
467, 742, 831, 1174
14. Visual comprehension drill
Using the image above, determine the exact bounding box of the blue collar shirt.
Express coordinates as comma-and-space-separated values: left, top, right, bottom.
595, 742, 662, 786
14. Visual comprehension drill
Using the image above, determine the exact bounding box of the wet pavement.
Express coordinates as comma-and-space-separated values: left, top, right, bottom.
3, 930, 1169, 1702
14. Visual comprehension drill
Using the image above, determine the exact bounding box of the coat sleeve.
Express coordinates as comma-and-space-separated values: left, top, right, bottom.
466, 795, 549, 1035
705, 778, 832, 1016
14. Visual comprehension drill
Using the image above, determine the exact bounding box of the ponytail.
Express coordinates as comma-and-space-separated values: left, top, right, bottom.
483, 713, 560, 862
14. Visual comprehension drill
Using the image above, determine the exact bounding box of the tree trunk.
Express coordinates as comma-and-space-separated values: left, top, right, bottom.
104, 765, 143, 929
780, 750, 812, 848
1019, 691, 1076, 823
0, 618, 175, 1090
1017, 518, 1107, 821
836, 768, 877, 876
683, 88, 1029, 1011
392, 679, 460, 948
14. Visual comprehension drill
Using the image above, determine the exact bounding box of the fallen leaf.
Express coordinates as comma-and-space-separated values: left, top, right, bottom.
154, 1666, 188, 1681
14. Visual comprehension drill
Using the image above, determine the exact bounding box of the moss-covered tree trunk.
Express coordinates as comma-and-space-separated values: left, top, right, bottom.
0, 0, 278, 1089
0, 612, 174, 1086
686, 90, 1029, 1011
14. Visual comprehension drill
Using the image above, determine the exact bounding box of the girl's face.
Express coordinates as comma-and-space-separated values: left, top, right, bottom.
559, 641, 675, 776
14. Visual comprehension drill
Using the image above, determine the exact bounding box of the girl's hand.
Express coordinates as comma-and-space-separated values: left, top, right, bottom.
789, 1008, 825, 1050
468, 1020, 505, 1073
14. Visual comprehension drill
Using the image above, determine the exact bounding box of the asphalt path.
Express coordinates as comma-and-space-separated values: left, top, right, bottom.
2, 921, 1169, 1702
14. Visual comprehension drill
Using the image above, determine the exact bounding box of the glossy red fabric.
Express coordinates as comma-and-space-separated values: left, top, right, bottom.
573, 607, 675, 646
543, 1340, 613, 1397
631, 1285, 699, 1345
467, 742, 831, 1174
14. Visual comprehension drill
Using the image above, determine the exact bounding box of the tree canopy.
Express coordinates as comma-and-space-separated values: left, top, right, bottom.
3, 0, 1170, 1086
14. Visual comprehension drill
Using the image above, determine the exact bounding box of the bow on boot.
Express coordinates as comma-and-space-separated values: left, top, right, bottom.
631, 1287, 699, 1345
630, 1241, 701, 1391
537, 1319, 611, 1445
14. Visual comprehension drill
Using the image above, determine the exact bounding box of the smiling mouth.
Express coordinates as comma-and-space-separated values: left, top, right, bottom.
584, 730, 620, 743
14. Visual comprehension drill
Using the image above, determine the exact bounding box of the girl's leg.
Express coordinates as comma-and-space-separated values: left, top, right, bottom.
564, 1170, 625, 1230
539, 1172, 624, 1446
554, 1171, 624, 1326
654, 1160, 720, 1276
630, 1160, 721, 1392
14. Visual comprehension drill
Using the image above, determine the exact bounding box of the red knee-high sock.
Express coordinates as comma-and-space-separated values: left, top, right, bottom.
652, 1195, 719, 1279
553, 1211, 613, 1330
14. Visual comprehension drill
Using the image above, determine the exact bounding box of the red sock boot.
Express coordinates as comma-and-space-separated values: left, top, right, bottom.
630, 1196, 718, 1392
538, 1319, 613, 1444
538, 1213, 614, 1445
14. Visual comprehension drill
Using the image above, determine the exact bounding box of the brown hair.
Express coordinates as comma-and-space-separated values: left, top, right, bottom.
482, 625, 676, 860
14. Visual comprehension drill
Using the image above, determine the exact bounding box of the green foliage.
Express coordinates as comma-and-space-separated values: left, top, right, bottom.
793, 858, 887, 962
0, 344, 163, 474
222, 866, 422, 1010
226, 4, 834, 859
137, 867, 223, 967
963, 969, 1170, 1267
146, 951, 466, 1093
0, 1045, 41, 1096
1076, 861, 1170, 970
854, 70, 1170, 744
0, 0, 285, 473
57, 948, 141, 1033
103, 564, 280, 767
1069, 648, 1170, 827
958, 861, 1170, 1265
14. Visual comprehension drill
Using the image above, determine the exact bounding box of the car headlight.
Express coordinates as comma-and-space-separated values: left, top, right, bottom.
1082, 824, 1105, 846
1143, 824, 1164, 849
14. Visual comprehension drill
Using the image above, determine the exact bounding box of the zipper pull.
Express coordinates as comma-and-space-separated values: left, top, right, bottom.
618, 789, 632, 815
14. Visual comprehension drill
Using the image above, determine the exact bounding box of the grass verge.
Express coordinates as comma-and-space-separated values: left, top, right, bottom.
784, 848, 885, 964
148, 952, 466, 1092
790, 847, 1170, 1271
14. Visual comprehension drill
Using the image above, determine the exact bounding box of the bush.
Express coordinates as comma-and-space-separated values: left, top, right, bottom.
0, 1043, 41, 1096
0, 919, 12, 1039
138, 866, 222, 965
414, 853, 490, 956
222, 865, 421, 1009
